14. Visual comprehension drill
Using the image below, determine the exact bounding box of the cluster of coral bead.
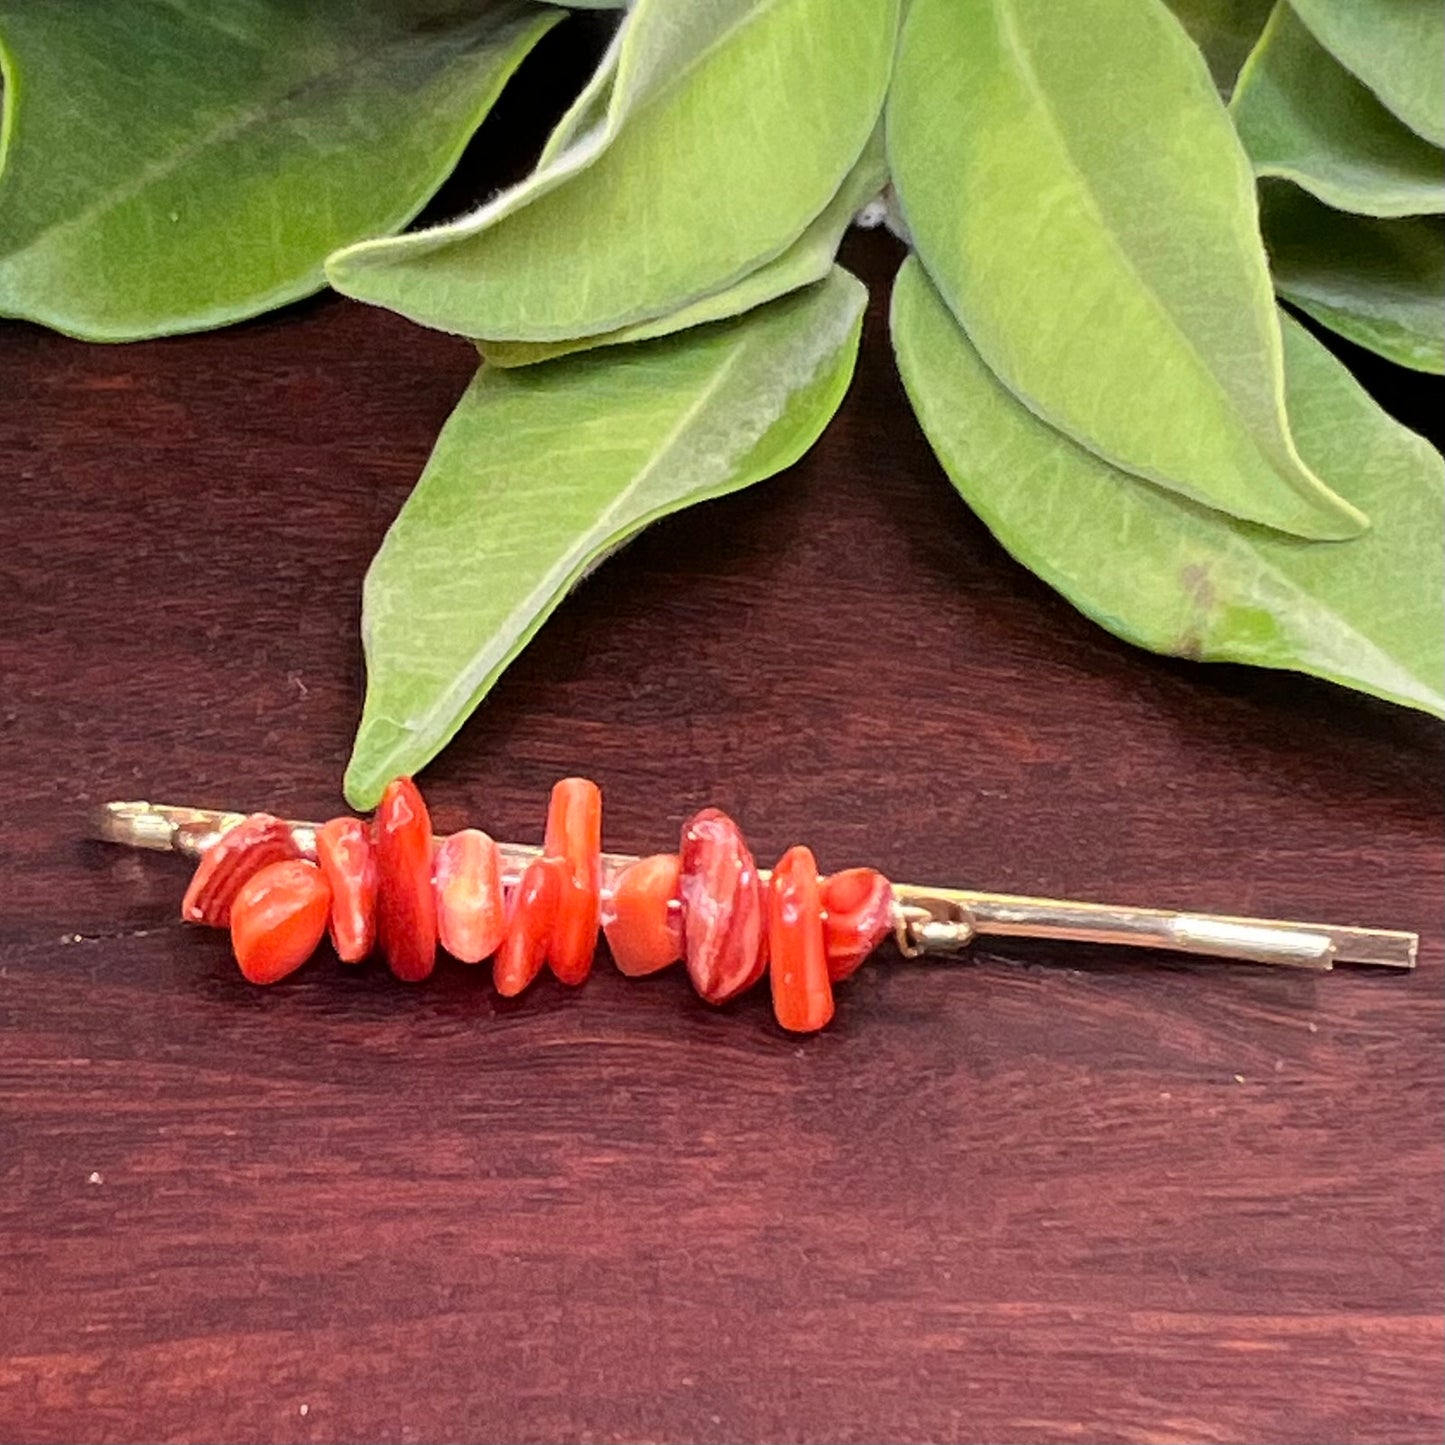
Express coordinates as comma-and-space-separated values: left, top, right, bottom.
180, 776, 894, 1033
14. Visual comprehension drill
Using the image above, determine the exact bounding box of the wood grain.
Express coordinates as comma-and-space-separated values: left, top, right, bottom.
1, 20, 1441, 1443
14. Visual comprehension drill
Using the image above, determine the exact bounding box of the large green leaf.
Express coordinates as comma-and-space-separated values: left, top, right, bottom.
1289, 0, 1445, 147
477, 123, 886, 367
1262, 183, 1445, 373
344, 267, 867, 807
327, 0, 898, 342
886, 0, 1367, 542
0, 0, 559, 341
1164, 0, 1273, 95
892, 256, 1444, 718
1232, 3, 1445, 218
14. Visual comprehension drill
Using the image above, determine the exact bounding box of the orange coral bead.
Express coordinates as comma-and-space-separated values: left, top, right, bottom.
822, 867, 894, 981
374, 777, 438, 983
181, 813, 299, 927
229, 859, 332, 986
314, 817, 377, 963
494, 855, 565, 998
543, 777, 602, 986
434, 829, 506, 964
679, 808, 767, 1004
603, 853, 684, 976
768, 845, 834, 1034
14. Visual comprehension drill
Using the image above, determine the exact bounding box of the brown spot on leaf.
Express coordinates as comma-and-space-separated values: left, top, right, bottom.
1176, 562, 1216, 660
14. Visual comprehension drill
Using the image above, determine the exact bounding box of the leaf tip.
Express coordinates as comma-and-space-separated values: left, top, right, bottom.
321, 243, 364, 295
342, 734, 393, 812
341, 769, 383, 815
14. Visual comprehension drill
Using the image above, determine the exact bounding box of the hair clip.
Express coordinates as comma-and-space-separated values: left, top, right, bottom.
90, 777, 1417, 1033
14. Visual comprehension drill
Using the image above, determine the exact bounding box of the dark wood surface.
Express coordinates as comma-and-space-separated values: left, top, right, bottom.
2, 29, 1442, 1445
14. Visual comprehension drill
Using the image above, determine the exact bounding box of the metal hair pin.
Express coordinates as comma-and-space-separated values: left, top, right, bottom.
90, 783, 1418, 1034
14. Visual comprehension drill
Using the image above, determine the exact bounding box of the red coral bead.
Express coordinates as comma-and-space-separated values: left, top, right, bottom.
434, 829, 507, 964
374, 777, 438, 982
679, 807, 767, 1004
314, 817, 377, 963
181, 813, 299, 927
229, 858, 332, 986
822, 867, 894, 980
768, 845, 834, 1033
603, 853, 684, 976
495, 855, 565, 997
543, 777, 602, 986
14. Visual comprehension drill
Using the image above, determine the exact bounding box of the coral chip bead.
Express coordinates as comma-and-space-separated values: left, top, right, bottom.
822, 867, 894, 981
314, 816, 377, 963
229, 859, 332, 986
374, 777, 438, 983
603, 853, 684, 976
181, 813, 299, 927
543, 777, 602, 986
767, 845, 834, 1033
434, 829, 506, 963
679, 808, 767, 1004
495, 855, 565, 998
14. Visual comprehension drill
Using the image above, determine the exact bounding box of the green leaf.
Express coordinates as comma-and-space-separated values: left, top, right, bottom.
1231, 3, 1445, 218
1289, 0, 1445, 146
886, 0, 1367, 542
1262, 182, 1445, 373
1164, 0, 1273, 96
344, 266, 867, 807
326, 0, 898, 342
891, 255, 1444, 718
476, 122, 885, 367
0, 0, 559, 341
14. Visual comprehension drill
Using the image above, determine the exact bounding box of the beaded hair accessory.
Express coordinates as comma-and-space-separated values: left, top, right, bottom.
91, 777, 1417, 1034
